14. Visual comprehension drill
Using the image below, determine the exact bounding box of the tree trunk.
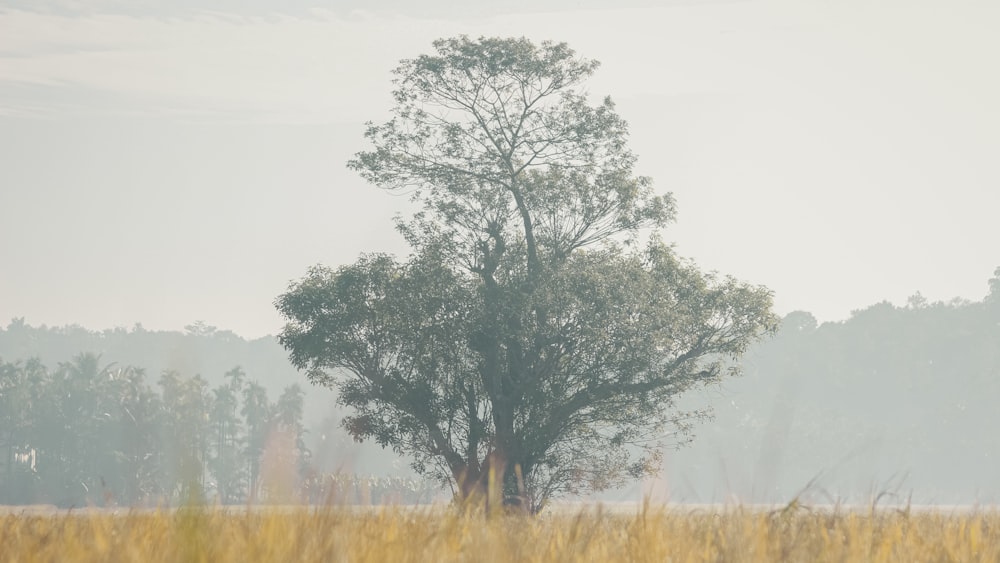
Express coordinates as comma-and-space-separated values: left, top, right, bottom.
452, 450, 532, 515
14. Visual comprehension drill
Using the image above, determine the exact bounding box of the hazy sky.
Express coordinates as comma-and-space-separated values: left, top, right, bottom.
2, 0, 998, 338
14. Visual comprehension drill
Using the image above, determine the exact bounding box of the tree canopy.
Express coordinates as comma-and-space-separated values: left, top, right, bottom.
276, 36, 777, 512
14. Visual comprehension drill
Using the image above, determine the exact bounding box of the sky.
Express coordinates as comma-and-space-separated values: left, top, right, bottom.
1, 0, 998, 338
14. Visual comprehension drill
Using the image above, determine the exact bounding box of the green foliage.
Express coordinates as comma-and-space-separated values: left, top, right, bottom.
0, 353, 309, 507
277, 36, 777, 512
208, 369, 246, 504
988, 266, 1000, 304
668, 275, 1000, 504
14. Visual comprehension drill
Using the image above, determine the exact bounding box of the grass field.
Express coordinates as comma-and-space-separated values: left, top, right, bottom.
1, 503, 998, 562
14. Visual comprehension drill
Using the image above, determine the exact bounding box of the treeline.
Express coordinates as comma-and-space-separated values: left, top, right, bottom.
665, 268, 1000, 503
0, 319, 411, 479
3, 269, 998, 505
0, 320, 303, 403
0, 354, 437, 507
0, 354, 308, 507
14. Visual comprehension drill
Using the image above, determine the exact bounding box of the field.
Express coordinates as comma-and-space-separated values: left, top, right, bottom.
1, 504, 998, 562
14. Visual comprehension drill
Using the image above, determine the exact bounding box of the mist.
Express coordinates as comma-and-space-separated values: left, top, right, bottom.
2, 0, 999, 508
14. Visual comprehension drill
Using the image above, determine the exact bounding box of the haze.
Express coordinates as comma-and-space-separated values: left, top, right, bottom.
3, 0, 1000, 513
2, 0, 997, 338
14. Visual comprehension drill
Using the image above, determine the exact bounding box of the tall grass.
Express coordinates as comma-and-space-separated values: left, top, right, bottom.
1, 504, 998, 562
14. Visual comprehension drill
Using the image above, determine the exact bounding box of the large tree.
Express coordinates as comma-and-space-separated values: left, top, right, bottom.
276, 36, 777, 512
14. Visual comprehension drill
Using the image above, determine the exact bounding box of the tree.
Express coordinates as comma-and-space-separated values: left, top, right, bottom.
262, 384, 308, 503
113, 365, 162, 505
52, 353, 118, 506
0, 358, 48, 504
276, 36, 776, 513
987, 266, 1000, 304
159, 370, 210, 504
208, 368, 247, 504
241, 379, 271, 502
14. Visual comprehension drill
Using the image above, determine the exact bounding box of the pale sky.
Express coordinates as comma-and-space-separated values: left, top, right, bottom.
1, 0, 998, 338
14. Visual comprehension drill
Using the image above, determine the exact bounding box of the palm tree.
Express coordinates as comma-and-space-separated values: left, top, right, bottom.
241, 380, 270, 503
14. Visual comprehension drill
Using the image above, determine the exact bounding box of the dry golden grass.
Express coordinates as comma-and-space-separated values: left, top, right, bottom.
1, 504, 998, 562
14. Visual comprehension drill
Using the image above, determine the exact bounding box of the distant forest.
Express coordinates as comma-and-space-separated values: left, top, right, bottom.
2, 268, 998, 505
0, 322, 432, 507
663, 269, 1000, 504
